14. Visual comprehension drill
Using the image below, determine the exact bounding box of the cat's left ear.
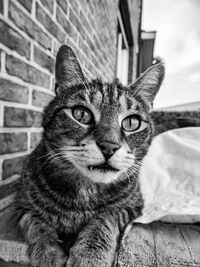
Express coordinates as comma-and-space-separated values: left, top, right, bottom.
128, 63, 165, 107
55, 44, 87, 95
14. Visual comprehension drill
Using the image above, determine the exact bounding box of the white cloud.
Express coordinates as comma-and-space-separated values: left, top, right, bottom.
142, 0, 200, 108
188, 73, 200, 83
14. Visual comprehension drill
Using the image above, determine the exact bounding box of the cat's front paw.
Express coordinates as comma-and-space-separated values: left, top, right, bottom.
29, 243, 67, 267
66, 249, 110, 267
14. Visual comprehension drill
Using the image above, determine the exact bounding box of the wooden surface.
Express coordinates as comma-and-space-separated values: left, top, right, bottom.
1, 208, 200, 266
116, 222, 200, 267
0, 207, 29, 266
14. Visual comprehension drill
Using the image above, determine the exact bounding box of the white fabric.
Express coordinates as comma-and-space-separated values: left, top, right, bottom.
135, 127, 200, 224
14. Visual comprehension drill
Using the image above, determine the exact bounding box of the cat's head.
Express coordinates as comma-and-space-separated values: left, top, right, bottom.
43, 45, 164, 184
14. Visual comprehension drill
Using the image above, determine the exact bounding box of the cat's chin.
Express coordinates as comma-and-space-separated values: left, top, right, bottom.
84, 168, 122, 184
88, 163, 119, 172
74, 164, 123, 184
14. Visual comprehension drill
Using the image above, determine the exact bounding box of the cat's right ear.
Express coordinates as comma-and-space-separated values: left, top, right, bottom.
128, 63, 165, 108
55, 44, 86, 95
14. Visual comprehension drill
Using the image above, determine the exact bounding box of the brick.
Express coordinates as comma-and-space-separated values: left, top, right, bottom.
6, 55, 50, 89
9, 1, 51, 50
85, 60, 96, 78
0, 0, 3, 14
31, 132, 42, 148
0, 179, 19, 199
51, 77, 56, 92
68, 0, 79, 14
36, 3, 65, 43
79, 0, 92, 15
53, 40, 60, 56
69, 8, 84, 35
0, 133, 27, 154
79, 10, 92, 34
17, 0, 32, 12
93, 34, 102, 52
87, 1, 95, 14
32, 89, 54, 108
65, 37, 77, 51
40, 0, 54, 13
75, 49, 85, 66
79, 38, 89, 57
57, 6, 78, 42
57, 0, 68, 14
4, 107, 42, 127
34, 46, 55, 74
0, 20, 30, 59
2, 156, 26, 180
85, 35, 96, 54
0, 78, 28, 104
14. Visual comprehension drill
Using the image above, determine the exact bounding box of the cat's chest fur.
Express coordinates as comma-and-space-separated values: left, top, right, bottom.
37, 179, 98, 234
56, 207, 95, 235
28, 164, 140, 235
42, 177, 141, 235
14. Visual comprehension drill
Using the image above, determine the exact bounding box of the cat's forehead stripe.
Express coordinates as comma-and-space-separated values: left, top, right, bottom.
94, 91, 103, 105
113, 85, 118, 100
107, 84, 115, 105
103, 84, 121, 106
126, 97, 134, 110
74, 91, 88, 102
119, 95, 127, 111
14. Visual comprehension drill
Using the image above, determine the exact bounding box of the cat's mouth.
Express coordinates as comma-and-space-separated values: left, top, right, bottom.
88, 163, 119, 172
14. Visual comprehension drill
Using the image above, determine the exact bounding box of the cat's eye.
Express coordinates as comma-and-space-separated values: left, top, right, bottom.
72, 106, 93, 125
121, 115, 141, 132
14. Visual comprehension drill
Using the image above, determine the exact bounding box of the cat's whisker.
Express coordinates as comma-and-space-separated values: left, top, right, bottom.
122, 170, 131, 185
39, 151, 64, 170
63, 149, 88, 152
47, 153, 64, 163
62, 153, 102, 161
129, 165, 140, 175
60, 146, 88, 151
44, 150, 71, 166
38, 149, 64, 161
37, 151, 54, 160
48, 155, 64, 166
129, 167, 139, 174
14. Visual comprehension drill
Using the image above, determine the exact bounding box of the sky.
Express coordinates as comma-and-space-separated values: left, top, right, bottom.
142, 0, 200, 108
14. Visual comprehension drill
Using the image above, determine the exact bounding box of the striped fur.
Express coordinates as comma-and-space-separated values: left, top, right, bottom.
15, 45, 165, 267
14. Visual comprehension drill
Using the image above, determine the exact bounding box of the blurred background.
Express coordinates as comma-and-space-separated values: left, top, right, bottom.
0, 0, 199, 214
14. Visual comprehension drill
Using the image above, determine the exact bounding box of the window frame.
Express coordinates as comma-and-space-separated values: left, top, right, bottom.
116, 10, 129, 86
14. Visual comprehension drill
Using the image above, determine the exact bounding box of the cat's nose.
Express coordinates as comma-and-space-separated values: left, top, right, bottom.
97, 141, 120, 159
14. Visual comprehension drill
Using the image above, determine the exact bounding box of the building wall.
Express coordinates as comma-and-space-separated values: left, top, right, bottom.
0, 0, 141, 211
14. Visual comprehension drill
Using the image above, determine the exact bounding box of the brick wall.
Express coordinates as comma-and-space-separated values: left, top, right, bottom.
0, 0, 141, 211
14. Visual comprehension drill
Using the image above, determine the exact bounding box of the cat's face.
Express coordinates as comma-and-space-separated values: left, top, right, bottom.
43, 45, 165, 184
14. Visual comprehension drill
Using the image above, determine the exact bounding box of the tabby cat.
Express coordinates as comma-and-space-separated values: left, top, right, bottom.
15, 45, 165, 267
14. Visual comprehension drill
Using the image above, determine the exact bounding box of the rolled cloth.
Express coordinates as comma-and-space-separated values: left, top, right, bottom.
135, 127, 200, 223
